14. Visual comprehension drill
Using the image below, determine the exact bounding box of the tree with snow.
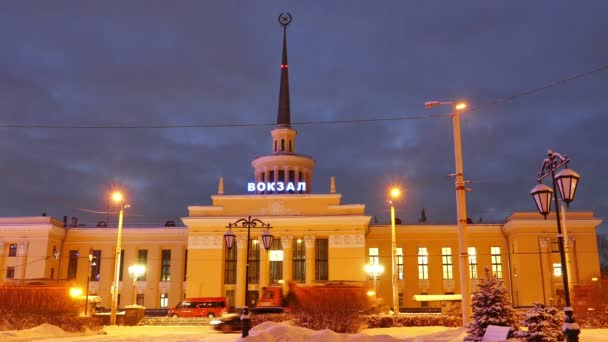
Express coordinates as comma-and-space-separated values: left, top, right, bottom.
516, 302, 564, 342
467, 267, 519, 338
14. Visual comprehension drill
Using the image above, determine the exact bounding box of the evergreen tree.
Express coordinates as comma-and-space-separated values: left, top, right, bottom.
516, 302, 564, 342
467, 267, 519, 337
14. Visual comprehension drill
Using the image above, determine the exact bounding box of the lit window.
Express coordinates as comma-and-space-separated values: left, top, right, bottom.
418, 247, 429, 280
491, 246, 503, 278
368, 248, 379, 265
397, 248, 404, 280
160, 293, 169, 308
553, 263, 563, 277
9, 244, 17, 257
442, 247, 453, 280
468, 247, 478, 279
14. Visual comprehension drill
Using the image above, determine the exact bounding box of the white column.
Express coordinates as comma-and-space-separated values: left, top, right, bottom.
281, 236, 293, 294
304, 236, 315, 285
235, 236, 248, 307
16, 241, 29, 281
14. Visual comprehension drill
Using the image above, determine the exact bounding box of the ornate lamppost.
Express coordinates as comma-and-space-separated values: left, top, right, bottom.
530, 150, 581, 341
85, 249, 93, 316
364, 263, 384, 299
224, 216, 274, 337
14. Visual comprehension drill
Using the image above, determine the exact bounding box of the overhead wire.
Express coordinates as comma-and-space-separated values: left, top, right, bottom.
0, 63, 604, 130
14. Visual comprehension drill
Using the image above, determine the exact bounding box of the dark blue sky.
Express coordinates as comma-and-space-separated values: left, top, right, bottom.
0, 1, 606, 234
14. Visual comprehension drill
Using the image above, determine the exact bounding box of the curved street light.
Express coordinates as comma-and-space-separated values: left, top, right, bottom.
530, 150, 581, 341
224, 216, 274, 337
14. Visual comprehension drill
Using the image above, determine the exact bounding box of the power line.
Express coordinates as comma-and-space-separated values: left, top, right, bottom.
0, 63, 605, 130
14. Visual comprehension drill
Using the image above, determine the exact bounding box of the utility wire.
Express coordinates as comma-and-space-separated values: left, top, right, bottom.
0, 63, 605, 130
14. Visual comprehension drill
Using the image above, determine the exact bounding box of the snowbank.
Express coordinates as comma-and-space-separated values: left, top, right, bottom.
244, 321, 403, 341
0, 323, 68, 341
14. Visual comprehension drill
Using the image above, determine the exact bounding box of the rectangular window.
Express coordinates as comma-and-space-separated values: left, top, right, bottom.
442, 247, 453, 280
119, 250, 125, 281
278, 170, 285, 183
491, 246, 503, 278
397, 248, 404, 280
138, 249, 148, 281
9, 244, 17, 257
6, 267, 15, 279
468, 247, 478, 279
67, 250, 79, 280
248, 240, 260, 284
161, 249, 171, 281
269, 239, 283, 284
184, 249, 188, 281
315, 239, 329, 281
293, 238, 306, 283
368, 247, 379, 265
224, 241, 237, 284
160, 293, 169, 308
553, 263, 563, 277
91, 250, 101, 281
418, 247, 429, 280
136, 294, 145, 306
551, 239, 560, 253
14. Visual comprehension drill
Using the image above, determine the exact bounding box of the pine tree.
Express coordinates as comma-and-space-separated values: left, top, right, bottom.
516, 302, 564, 342
418, 208, 427, 223
467, 267, 519, 337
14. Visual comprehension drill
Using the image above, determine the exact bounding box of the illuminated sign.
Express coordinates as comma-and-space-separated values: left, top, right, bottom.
247, 182, 306, 193
269, 250, 284, 261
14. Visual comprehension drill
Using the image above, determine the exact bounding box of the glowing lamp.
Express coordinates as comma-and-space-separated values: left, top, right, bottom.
261, 229, 274, 250
224, 229, 236, 250
455, 102, 467, 111
554, 168, 580, 206
530, 183, 553, 219
112, 192, 123, 202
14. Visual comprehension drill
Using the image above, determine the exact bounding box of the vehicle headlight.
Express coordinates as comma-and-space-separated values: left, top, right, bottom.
210, 320, 222, 325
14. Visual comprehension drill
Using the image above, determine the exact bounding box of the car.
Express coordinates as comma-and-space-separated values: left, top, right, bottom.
210, 314, 242, 333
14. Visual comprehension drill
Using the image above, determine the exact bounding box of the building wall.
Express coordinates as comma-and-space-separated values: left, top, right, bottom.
0, 211, 601, 311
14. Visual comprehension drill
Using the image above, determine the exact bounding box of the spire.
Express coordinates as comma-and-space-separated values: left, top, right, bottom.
277, 13, 292, 127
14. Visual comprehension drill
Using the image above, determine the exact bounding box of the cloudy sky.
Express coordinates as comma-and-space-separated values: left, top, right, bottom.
0, 1, 606, 234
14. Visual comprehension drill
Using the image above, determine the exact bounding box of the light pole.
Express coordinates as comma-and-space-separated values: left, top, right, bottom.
530, 150, 581, 341
389, 187, 401, 315
128, 264, 145, 305
424, 100, 471, 325
364, 263, 384, 299
85, 249, 93, 316
224, 216, 274, 338
110, 191, 127, 325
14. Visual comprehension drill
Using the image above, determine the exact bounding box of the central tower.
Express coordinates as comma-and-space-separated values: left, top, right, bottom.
252, 14, 315, 194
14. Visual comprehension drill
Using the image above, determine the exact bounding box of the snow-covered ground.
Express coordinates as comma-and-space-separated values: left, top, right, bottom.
1, 322, 607, 341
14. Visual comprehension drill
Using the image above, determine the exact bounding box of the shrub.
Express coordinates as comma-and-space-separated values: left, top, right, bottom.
364, 314, 462, 328
289, 283, 371, 333
0, 285, 102, 332
515, 302, 564, 342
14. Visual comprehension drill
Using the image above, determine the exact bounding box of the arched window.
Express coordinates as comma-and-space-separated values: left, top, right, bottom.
281, 139, 285, 151
289, 140, 292, 152
274, 140, 277, 152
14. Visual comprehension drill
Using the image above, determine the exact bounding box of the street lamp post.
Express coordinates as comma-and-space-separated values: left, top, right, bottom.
364, 263, 384, 299
85, 249, 93, 316
128, 264, 146, 305
530, 150, 581, 341
110, 191, 127, 326
424, 101, 471, 325
389, 187, 401, 315
223, 216, 274, 338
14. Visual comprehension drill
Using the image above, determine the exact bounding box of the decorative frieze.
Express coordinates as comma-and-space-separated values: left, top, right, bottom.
188, 236, 223, 250
329, 234, 365, 248
304, 236, 315, 249
17, 241, 28, 257
159, 281, 170, 294
280, 236, 293, 249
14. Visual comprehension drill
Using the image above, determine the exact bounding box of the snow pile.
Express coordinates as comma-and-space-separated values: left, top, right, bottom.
244, 321, 403, 341
0, 323, 67, 341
